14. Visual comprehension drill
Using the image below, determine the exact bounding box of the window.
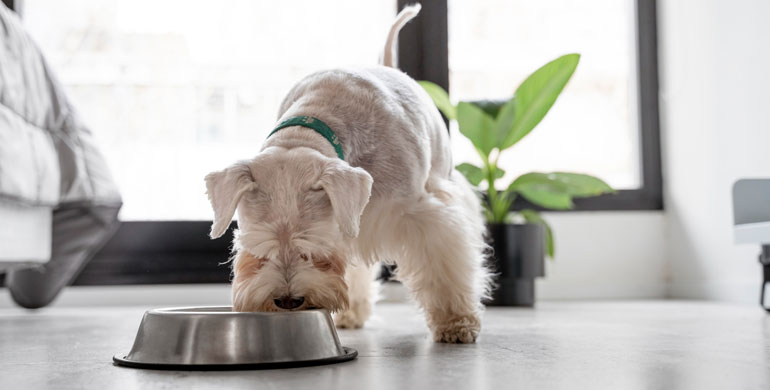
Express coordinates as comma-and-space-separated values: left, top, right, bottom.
398, 0, 662, 211
22, 0, 396, 221
449, 0, 641, 190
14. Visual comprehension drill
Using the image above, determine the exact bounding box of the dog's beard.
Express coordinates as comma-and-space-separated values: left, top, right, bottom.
231, 252, 349, 313
232, 273, 349, 313
231, 217, 352, 313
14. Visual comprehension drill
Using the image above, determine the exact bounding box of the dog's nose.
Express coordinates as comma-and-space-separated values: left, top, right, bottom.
273, 296, 305, 310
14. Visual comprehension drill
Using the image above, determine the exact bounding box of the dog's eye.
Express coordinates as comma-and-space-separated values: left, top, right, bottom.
299, 253, 309, 261
312, 257, 332, 271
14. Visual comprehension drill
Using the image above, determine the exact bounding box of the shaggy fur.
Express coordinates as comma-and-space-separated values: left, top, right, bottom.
205, 4, 491, 343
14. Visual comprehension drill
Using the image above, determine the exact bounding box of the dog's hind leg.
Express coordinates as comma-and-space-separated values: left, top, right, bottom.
334, 261, 378, 329
393, 173, 491, 343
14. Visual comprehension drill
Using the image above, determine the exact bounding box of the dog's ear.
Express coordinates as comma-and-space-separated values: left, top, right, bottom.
205, 162, 257, 239
318, 161, 373, 238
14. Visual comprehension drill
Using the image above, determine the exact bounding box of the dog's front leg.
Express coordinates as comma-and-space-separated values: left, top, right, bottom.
334, 261, 377, 329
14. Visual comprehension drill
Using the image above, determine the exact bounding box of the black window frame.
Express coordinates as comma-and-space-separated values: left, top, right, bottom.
5, 0, 663, 286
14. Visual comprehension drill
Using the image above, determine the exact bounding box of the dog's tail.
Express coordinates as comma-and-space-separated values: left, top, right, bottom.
382, 3, 421, 68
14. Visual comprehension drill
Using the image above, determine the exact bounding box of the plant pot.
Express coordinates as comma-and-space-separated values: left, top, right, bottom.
485, 223, 546, 307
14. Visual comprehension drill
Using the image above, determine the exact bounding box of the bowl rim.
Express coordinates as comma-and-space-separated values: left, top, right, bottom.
145, 306, 331, 315
112, 347, 358, 371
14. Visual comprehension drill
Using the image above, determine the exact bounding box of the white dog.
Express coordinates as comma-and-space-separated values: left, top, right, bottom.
205, 4, 490, 343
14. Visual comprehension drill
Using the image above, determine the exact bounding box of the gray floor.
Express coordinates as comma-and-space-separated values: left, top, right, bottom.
1, 301, 769, 389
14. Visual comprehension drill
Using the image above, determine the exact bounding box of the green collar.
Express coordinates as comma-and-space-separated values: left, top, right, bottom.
267, 116, 344, 160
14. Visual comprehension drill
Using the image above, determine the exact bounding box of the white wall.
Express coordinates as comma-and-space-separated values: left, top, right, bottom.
659, 0, 770, 302
538, 212, 666, 300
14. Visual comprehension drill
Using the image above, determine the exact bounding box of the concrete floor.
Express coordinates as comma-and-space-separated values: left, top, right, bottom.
1, 301, 769, 389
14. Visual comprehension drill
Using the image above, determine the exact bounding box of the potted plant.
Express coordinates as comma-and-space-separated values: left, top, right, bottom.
420, 53, 615, 306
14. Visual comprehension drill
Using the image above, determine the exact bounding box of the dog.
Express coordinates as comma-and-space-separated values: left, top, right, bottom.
204, 4, 490, 343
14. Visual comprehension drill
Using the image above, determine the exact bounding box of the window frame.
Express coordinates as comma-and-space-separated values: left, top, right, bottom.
4, 0, 663, 286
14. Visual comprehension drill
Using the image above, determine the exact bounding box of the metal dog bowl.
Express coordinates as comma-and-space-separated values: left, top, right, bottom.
113, 306, 357, 370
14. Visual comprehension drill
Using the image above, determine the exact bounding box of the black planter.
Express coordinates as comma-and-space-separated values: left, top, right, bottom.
485, 223, 546, 307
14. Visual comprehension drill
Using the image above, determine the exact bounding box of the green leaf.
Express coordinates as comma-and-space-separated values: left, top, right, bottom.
470, 100, 506, 118
548, 172, 614, 197
457, 102, 496, 157
508, 173, 573, 210
506, 172, 613, 209
520, 209, 555, 258
418, 81, 456, 120
454, 163, 504, 188
492, 97, 517, 151
455, 163, 484, 186
517, 188, 573, 210
467, 99, 517, 150
501, 53, 580, 149
491, 193, 514, 223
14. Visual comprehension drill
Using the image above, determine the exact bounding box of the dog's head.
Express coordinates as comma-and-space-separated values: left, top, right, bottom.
205, 147, 372, 312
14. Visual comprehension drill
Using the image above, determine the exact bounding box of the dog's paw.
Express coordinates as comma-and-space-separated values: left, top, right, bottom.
333, 302, 371, 329
432, 315, 480, 344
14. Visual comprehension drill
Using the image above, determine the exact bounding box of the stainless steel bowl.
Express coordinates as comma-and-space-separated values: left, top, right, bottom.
113, 306, 357, 370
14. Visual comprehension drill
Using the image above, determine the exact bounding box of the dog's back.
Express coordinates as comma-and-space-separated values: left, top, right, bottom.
273, 4, 452, 198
